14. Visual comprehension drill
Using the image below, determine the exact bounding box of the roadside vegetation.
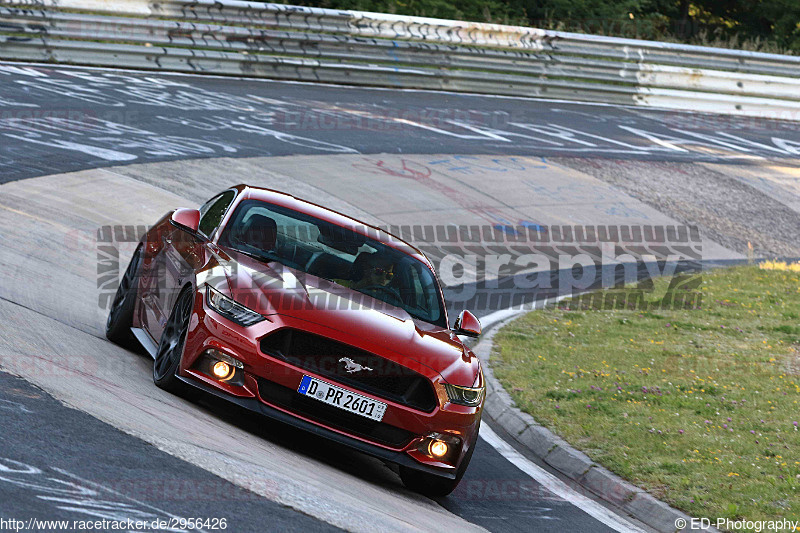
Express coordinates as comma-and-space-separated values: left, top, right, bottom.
296, 0, 800, 54
493, 263, 800, 522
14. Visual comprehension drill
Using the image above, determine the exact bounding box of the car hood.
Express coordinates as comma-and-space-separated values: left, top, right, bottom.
220, 252, 479, 385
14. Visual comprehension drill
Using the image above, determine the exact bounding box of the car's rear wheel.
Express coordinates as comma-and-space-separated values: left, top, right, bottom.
399, 434, 476, 497
153, 287, 194, 393
106, 245, 142, 348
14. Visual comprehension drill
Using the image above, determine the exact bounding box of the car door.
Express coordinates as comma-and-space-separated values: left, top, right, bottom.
143, 190, 238, 343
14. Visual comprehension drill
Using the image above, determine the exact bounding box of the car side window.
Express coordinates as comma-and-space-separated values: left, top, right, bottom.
198, 190, 236, 238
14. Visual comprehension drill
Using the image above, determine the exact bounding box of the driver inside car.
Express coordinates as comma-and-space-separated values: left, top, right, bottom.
352, 256, 395, 290
335, 253, 395, 291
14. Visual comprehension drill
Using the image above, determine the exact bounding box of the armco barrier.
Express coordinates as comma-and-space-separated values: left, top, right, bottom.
1, 0, 800, 118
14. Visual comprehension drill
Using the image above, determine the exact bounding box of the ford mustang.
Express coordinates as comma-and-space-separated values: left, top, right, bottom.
106, 185, 484, 496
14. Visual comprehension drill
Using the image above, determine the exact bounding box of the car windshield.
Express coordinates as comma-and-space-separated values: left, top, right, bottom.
217, 199, 447, 327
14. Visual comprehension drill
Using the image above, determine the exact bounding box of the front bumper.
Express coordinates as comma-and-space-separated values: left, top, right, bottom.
176, 373, 458, 479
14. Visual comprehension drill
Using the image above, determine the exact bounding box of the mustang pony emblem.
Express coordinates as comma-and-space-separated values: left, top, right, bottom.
339, 357, 373, 373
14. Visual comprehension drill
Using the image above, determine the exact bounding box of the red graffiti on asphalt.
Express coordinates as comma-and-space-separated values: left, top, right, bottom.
352, 158, 518, 226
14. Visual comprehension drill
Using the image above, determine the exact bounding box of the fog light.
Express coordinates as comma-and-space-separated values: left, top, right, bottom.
429, 440, 449, 458
212, 361, 233, 380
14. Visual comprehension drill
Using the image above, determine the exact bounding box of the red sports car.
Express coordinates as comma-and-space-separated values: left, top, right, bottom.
106, 185, 484, 496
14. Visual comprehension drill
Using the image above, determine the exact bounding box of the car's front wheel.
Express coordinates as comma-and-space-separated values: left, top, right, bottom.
106, 245, 143, 348
399, 434, 476, 497
153, 287, 194, 393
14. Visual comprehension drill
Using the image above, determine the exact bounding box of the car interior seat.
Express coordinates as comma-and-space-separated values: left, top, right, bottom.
238, 214, 278, 251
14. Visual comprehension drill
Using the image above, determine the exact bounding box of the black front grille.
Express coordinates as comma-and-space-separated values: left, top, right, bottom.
257, 378, 415, 448
260, 328, 438, 413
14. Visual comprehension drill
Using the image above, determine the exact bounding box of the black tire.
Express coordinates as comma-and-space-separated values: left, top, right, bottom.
153, 287, 194, 393
399, 433, 477, 497
106, 245, 143, 348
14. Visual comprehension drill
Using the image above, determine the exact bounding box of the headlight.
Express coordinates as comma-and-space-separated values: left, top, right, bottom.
205, 284, 265, 327
444, 383, 484, 407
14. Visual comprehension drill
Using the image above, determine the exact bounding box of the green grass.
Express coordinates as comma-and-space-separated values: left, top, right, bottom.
493, 265, 800, 522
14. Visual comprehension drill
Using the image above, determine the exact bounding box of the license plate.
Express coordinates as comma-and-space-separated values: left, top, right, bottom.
298, 376, 386, 422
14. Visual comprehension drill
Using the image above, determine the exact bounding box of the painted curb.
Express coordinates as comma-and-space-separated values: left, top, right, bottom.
474, 313, 717, 533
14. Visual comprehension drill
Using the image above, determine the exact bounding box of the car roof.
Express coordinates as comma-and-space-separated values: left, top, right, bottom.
232, 185, 434, 270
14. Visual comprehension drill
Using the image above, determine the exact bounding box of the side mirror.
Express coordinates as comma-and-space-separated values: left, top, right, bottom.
170, 208, 201, 234
454, 310, 481, 338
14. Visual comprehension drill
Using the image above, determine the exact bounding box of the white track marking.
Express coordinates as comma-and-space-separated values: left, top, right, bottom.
479, 424, 647, 533
478, 294, 570, 331
0, 60, 680, 110
52, 468, 208, 533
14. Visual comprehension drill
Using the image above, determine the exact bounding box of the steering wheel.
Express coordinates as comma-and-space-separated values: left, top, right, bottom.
360, 285, 403, 306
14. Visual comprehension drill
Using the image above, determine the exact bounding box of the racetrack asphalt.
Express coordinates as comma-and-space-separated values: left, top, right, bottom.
1, 62, 800, 185
0, 370, 343, 533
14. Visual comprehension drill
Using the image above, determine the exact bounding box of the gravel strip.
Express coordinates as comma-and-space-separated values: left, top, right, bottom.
551, 158, 800, 258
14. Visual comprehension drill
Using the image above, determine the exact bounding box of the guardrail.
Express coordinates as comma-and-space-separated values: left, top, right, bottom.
1, 0, 800, 118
